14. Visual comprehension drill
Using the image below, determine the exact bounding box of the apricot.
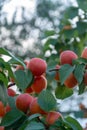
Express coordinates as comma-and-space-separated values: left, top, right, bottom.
16, 65, 24, 71
0, 101, 5, 117
64, 73, 78, 88
46, 111, 62, 125
30, 98, 46, 115
60, 50, 78, 65
55, 65, 61, 81
0, 126, 4, 130
83, 72, 87, 85
25, 86, 34, 94
5, 104, 11, 113
16, 93, 33, 113
16, 61, 29, 71
29, 58, 47, 76
31, 75, 47, 93
81, 47, 87, 59
7, 88, 16, 97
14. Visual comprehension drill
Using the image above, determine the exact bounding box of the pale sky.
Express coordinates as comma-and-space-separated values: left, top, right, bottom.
2, 0, 36, 23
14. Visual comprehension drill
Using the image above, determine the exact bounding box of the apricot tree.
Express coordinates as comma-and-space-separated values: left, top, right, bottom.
0, 47, 87, 130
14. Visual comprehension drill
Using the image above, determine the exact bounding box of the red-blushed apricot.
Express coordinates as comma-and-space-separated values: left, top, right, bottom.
16, 60, 29, 71
81, 47, 87, 59
54, 65, 61, 81
46, 111, 62, 125
60, 50, 78, 65
30, 98, 46, 115
16, 93, 33, 113
25, 86, 34, 94
16, 65, 24, 71
7, 88, 16, 97
0, 101, 5, 117
64, 73, 78, 88
29, 58, 47, 76
31, 75, 47, 93
0, 126, 4, 130
83, 72, 87, 85
5, 104, 11, 113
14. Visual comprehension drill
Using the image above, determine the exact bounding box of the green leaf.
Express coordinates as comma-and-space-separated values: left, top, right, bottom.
74, 64, 85, 84
0, 83, 8, 105
0, 58, 15, 81
38, 90, 57, 112
25, 121, 45, 130
15, 69, 33, 90
77, 0, 87, 11
78, 82, 86, 95
28, 114, 41, 121
63, 29, 77, 39
0, 47, 26, 68
55, 84, 73, 99
65, 7, 78, 19
77, 22, 87, 35
18, 114, 42, 130
0, 109, 25, 127
64, 116, 83, 130
42, 30, 56, 38
45, 38, 58, 46
75, 57, 87, 64
7, 96, 16, 109
59, 64, 75, 85
0, 72, 8, 86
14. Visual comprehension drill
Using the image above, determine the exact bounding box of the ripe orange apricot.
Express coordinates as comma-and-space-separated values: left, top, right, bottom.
0, 126, 4, 130
30, 98, 46, 115
25, 86, 34, 94
5, 104, 11, 113
55, 65, 61, 81
64, 73, 78, 88
31, 75, 47, 93
0, 101, 5, 117
16, 93, 33, 113
29, 58, 47, 76
16, 65, 24, 71
81, 47, 87, 59
16, 60, 29, 71
46, 111, 62, 125
7, 88, 16, 97
60, 50, 78, 65
83, 72, 87, 85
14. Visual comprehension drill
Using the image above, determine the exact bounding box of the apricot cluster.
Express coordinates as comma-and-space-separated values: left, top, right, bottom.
15, 93, 62, 126
13, 58, 47, 94
55, 47, 87, 88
